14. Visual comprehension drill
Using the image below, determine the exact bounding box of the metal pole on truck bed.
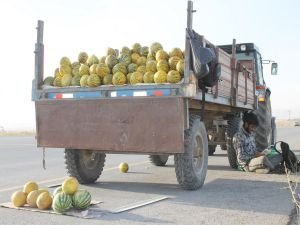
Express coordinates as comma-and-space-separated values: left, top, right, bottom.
184, 0, 193, 84
33, 20, 44, 100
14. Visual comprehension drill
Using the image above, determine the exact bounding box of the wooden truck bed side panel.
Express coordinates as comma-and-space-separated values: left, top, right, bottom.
35, 97, 185, 154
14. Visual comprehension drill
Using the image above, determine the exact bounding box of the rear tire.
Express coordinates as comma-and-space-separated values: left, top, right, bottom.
149, 155, 169, 166
227, 116, 242, 169
65, 149, 106, 184
174, 115, 208, 190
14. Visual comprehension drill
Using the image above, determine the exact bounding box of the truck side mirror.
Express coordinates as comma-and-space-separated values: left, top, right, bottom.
271, 63, 278, 75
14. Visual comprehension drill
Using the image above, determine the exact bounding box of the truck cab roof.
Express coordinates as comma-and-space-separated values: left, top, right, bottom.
217, 43, 260, 55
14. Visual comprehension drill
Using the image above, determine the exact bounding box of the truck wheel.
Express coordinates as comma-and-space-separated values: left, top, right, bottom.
255, 95, 272, 150
227, 116, 242, 169
64, 149, 106, 184
149, 155, 169, 166
174, 115, 208, 190
208, 145, 216, 156
270, 117, 277, 146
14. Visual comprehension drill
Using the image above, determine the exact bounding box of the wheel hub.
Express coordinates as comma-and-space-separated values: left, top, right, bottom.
81, 150, 99, 170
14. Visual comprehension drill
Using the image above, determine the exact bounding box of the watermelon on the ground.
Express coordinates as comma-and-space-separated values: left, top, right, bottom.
52, 192, 72, 213
72, 190, 91, 210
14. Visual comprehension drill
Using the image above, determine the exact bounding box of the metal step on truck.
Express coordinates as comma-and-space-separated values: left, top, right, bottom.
32, 1, 278, 190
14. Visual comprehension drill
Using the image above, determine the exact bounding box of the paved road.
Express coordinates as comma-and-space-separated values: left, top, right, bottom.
0, 127, 299, 225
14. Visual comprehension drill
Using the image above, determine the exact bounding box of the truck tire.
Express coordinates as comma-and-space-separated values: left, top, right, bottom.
227, 116, 242, 169
149, 155, 169, 166
270, 117, 277, 146
174, 115, 208, 190
208, 145, 216, 156
255, 95, 272, 151
64, 149, 106, 184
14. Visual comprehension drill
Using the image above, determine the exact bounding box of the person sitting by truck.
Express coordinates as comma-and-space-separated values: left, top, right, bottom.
233, 112, 282, 173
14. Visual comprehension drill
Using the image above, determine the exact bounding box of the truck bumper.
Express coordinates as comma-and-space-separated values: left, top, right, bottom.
35, 97, 185, 154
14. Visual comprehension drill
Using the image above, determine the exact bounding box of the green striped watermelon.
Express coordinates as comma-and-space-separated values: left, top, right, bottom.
71, 190, 91, 210
52, 192, 72, 213
52, 186, 63, 197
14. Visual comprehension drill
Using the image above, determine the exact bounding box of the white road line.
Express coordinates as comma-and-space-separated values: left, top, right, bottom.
0, 160, 150, 193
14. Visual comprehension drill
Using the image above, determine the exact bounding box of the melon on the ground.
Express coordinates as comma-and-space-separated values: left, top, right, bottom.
96, 63, 110, 78
157, 60, 169, 73
78, 52, 88, 64
72, 190, 91, 210
112, 72, 126, 85
62, 177, 79, 195
79, 64, 90, 76
80, 75, 89, 87
23, 181, 38, 195
87, 74, 101, 87
130, 72, 143, 84
103, 74, 113, 85
36, 192, 52, 210
143, 72, 154, 83
61, 74, 73, 87
52, 192, 72, 213
146, 60, 157, 73
119, 162, 129, 173
169, 56, 181, 70
112, 63, 127, 75
11, 191, 27, 207
167, 70, 181, 83
43, 77, 54, 86
105, 55, 119, 69
154, 71, 167, 83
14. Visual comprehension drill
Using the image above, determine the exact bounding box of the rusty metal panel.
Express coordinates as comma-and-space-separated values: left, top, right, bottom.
35, 97, 184, 154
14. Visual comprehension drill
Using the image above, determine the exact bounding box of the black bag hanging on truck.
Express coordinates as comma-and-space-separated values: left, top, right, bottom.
188, 29, 221, 87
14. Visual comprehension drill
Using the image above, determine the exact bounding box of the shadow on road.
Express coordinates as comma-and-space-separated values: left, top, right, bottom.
90, 178, 290, 216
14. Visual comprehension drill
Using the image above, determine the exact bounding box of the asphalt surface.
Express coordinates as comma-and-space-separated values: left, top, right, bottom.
0, 127, 299, 225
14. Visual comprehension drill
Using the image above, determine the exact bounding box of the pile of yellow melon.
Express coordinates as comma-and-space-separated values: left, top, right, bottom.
10, 177, 91, 213
43, 42, 185, 87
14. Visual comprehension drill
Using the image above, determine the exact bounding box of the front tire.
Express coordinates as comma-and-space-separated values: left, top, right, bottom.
65, 149, 106, 184
174, 115, 208, 190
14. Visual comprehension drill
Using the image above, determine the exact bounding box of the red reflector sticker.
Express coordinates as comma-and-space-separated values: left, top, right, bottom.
55, 93, 63, 99
153, 91, 163, 96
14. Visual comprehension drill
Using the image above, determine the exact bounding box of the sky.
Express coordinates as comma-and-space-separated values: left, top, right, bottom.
0, 0, 299, 130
